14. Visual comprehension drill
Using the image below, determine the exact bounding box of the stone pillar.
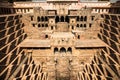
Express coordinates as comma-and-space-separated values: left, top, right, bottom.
74, 25, 76, 30
69, 25, 71, 31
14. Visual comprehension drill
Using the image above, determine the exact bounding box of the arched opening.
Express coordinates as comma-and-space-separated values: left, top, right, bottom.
67, 47, 72, 53
80, 16, 83, 21
38, 24, 41, 27
84, 16, 87, 21
77, 16, 79, 21
77, 24, 79, 28
89, 24, 92, 28
45, 24, 48, 27
78, 35, 80, 39
42, 24, 44, 27
45, 35, 48, 38
91, 16, 94, 20
72, 26, 74, 30
61, 16, 64, 22
60, 47, 66, 53
54, 47, 58, 53
31, 16, 33, 21
80, 24, 82, 27
45, 17, 48, 21
51, 26, 53, 30
65, 16, 69, 23
32, 24, 35, 27
37, 16, 40, 22
55, 16, 59, 23
41, 16, 44, 21
84, 24, 86, 28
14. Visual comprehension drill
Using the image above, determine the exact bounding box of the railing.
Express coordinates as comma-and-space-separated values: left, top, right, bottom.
8, 53, 30, 80
97, 50, 120, 80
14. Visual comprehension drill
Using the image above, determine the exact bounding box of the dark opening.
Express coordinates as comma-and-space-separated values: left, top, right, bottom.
55, 16, 59, 23
89, 24, 92, 28
77, 24, 79, 28
51, 26, 53, 30
91, 16, 94, 20
78, 35, 80, 39
54, 47, 58, 53
80, 24, 82, 27
84, 24, 86, 28
77, 16, 79, 21
41, 16, 44, 21
38, 24, 41, 27
80, 16, 83, 21
60, 47, 66, 53
72, 26, 74, 29
31, 16, 33, 21
45, 17, 48, 21
37, 17, 40, 22
42, 24, 44, 27
65, 16, 69, 23
45, 35, 48, 38
32, 24, 35, 27
84, 16, 87, 21
45, 24, 48, 27
67, 47, 72, 53
61, 16, 64, 22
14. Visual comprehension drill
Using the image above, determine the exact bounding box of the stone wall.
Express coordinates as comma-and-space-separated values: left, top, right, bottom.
0, 14, 45, 80
78, 11, 120, 80
99, 14, 120, 53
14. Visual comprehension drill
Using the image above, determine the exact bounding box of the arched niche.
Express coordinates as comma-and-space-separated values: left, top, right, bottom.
31, 16, 33, 21
80, 24, 83, 27
84, 16, 87, 21
67, 47, 72, 53
84, 24, 86, 28
55, 16, 59, 23
37, 16, 40, 22
45, 24, 48, 27
78, 35, 80, 39
77, 24, 79, 28
60, 47, 66, 53
72, 26, 74, 30
80, 16, 83, 21
61, 16, 64, 22
77, 16, 79, 21
38, 24, 41, 27
51, 26, 53, 30
42, 24, 44, 27
45, 16, 48, 21
45, 35, 48, 39
54, 47, 58, 53
41, 16, 44, 21
65, 16, 69, 23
